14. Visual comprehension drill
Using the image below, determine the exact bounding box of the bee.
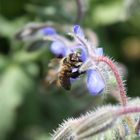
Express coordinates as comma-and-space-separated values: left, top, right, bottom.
58, 52, 84, 90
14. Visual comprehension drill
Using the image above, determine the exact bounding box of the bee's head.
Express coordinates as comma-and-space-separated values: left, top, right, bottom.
69, 52, 81, 62
68, 52, 83, 67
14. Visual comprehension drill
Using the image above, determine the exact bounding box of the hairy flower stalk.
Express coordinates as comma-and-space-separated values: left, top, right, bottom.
117, 106, 140, 116
93, 53, 137, 134
96, 56, 127, 106
52, 105, 140, 140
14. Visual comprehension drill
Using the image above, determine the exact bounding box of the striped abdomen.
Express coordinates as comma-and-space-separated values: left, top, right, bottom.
58, 65, 72, 90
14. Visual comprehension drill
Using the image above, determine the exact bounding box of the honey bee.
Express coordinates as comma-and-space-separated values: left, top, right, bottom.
58, 52, 84, 90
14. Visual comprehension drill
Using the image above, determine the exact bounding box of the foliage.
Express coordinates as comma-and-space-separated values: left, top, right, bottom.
0, 0, 140, 140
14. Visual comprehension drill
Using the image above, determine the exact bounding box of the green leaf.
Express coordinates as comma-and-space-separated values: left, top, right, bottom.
0, 65, 36, 139
0, 16, 27, 38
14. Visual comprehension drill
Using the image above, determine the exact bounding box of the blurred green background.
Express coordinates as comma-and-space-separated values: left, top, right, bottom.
0, 0, 140, 140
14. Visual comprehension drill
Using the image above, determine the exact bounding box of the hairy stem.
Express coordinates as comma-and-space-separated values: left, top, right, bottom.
95, 56, 136, 133
96, 56, 127, 106
117, 106, 140, 116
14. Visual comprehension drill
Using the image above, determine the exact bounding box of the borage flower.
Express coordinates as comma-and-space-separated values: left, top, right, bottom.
72, 25, 105, 95
50, 41, 69, 58
39, 27, 68, 57
42, 27, 87, 59
45, 25, 106, 96
41, 27, 71, 57
86, 48, 105, 95
40, 27, 57, 36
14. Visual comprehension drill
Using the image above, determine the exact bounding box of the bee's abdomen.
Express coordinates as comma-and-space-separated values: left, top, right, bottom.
58, 65, 71, 90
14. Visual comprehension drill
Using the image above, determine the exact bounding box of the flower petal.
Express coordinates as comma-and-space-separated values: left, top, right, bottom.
50, 41, 67, 57
95, 48, 103, 56
40, 27, 57, 35
87, 70, 105, 95
73, 25, 84, 38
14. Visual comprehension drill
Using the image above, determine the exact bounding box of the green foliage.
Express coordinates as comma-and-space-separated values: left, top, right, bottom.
0, 0, 140, 140
0, 63, 37, 139
88, 0, 124, 26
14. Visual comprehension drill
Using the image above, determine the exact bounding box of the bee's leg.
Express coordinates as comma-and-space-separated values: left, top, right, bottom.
70, 71, 85, 78
74, 62, 83, 68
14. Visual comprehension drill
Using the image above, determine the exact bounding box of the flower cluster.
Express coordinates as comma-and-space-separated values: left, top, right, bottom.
42, 25, 106, 96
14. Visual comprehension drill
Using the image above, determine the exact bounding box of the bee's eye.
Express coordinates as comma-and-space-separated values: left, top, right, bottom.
69, 53, 74, 58
69, 54, 75, 61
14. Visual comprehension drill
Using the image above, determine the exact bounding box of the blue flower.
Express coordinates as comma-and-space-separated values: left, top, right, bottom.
73, 25, 105, 95
50, 41, 69, 57
48, 25, 87, 59
50, 41, 87, 59
73, 25, 84, 38
73, 25, 90, 61
48, 25, 105, 95
86, 47, 105, 95
40, 27, 57, 36
87, 70, 105, 95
